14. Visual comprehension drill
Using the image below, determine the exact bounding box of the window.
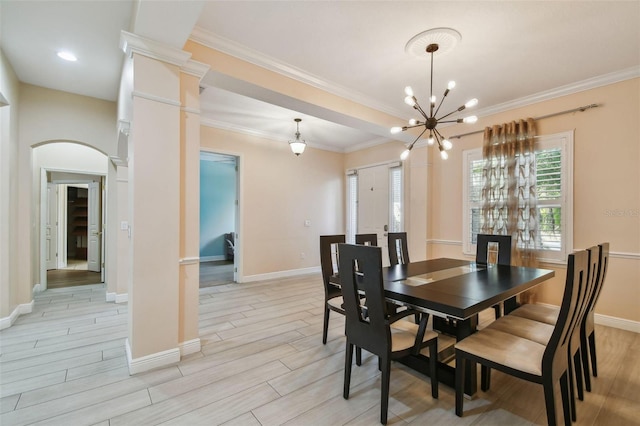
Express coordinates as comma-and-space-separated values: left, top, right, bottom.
389, 165, 403, 232
463, 131, 574, 263
346, 171, 358, 243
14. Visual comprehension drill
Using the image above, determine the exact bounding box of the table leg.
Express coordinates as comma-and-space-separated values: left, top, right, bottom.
455, 316, 478, 396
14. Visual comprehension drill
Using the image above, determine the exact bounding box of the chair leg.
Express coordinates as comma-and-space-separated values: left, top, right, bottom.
455, 351, 465, 417
542, 376, 559, 426
356, 347, 362, 366
429, 341, 438, 399
580, 331, 592, 392
481, 366, 491, 391
574, 350, 584, 402
343, 342, 353, 399
567, 354, 576, 422
589, 331, 598, 377
322, 306, 330, 344
380, 357, 391, 425
503, 296, 519, 315
560, 371, 572, 426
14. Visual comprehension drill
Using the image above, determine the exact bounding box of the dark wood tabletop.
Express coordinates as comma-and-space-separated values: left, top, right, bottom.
382, 258, 555, 320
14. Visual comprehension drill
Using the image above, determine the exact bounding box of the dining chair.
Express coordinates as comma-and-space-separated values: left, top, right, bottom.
475, 234, 514, 318
486, 246, 600, 422
339, 243, 438, 425
319, 235, 362, 365
387, 232, 409, 266
580, 242, 609, 392
455, 249, 589, 426
355, 233, 378, 246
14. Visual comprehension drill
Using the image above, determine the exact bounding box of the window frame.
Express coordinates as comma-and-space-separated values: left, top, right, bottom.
462, 130, 574, 264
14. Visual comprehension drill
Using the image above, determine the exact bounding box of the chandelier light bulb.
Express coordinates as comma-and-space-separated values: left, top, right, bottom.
408, 118, 417, 126
390, 126, 403, 134
427, 136, 435, 145
448, 81, 456, 90
404, 96, 416, 107
404, 86, 414, 97
465, 98, 479, 108
430, 95, 436, 104
440, 148, 449, 160
463, 115, 478, 124
442, 139, 453, 150
400, 149, 411, 161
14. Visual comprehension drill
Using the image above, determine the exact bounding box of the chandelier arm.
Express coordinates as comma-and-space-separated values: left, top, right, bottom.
429, 49, 434, 118
412, 101, 429, 120
433, 128, 445, 148
403, 123, 426, 131
438, 119, 462, 124
433, 88, 449, 117
407, 127, 429, 150
437, 105, 466, 121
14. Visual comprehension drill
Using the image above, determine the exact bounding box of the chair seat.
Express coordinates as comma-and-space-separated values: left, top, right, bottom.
390, 320, 438, 352
486, 314, 554, 345
511, 304, 559, 325
455, 328, 545, 376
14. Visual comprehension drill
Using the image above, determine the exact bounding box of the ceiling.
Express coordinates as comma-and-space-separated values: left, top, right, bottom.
2, 1, 639, 153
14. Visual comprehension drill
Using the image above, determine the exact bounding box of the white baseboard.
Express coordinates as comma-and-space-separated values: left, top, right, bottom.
106, 292, 116, 302
0, 300, 34, 330
200, 255, 226, 262
242, 266, 321, 283
179, 338, 201, 356
535, 302, 639, 333
126, 338, 181, 375
33, 283, 42, 293
115, 293, 128, 304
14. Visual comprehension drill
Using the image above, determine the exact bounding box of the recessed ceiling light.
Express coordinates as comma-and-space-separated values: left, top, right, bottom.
57, 51, 77, 62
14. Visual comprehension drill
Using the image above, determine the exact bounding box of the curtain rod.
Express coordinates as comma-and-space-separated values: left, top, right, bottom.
449, 103, 600, 140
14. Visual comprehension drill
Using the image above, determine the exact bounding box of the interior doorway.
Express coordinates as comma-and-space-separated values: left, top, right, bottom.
199, 151, 239, 287
44, 176, 104, 289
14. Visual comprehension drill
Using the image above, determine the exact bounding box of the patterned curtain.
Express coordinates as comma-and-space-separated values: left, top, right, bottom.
480, 118, 538, 272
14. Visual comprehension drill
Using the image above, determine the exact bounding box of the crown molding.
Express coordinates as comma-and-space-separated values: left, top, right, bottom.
182, 59, 210, 79
475, 66, 640, 119
121, 31, 192, 67
189, 27, 406, 119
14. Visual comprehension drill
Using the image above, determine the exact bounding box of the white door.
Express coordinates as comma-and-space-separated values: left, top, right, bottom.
45, 183, 58, 270
87, 181, 102, 272
357, 164, 390, 265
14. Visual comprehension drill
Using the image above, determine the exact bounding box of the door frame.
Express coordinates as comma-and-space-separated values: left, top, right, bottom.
39, 168, 106, 291
199, 149, 243, 283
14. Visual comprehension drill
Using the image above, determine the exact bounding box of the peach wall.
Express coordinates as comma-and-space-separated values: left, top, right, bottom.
200, 126, 344, 278
427, 78, 640, 324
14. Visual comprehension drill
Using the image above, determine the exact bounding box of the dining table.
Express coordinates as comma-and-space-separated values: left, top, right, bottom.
331, 257, 555, 396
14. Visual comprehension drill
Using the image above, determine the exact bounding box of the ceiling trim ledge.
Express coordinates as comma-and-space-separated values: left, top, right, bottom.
121, 31, 192, 67
189, 26, 405, 119
475, 66, 640, 119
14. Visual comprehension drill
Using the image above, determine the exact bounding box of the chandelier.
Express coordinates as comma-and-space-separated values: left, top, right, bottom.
392, 36, 478, 160
289, 118, 306, 156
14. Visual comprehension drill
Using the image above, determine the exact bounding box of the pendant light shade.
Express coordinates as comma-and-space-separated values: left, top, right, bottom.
289, 118, 306, 156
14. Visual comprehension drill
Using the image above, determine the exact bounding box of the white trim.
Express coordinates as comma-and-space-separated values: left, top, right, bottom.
536, 302, 640, 333
0, 300, 34, 330
120, 31, 192, 67
189, 28, 405, 119
115, 293, 128, 304
181, 106, 201, 115
199, 255, 225, 263
427, 239, 463, 246
106, 292, 116, 302
181, 59, 210, 79
131, 90, 181, 108
33, 283, 42, 293
126, 338, 181, 375
242, 266, 321, 283
610, 251, 640, 260
179, 256, 201, 265
179, 338, 201, 356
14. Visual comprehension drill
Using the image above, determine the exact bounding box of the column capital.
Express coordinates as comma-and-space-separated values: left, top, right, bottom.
120, 31, 192, 67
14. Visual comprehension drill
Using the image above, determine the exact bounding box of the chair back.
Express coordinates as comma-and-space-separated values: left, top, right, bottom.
542, 250, 588, 379
476, 234, 512, 266
583, 243, 610, 330
338, 243, 390, 356
569, 246, 600, 351
388, 232, 410, 266
320, 235, 345, 296
355, 233, 378, 246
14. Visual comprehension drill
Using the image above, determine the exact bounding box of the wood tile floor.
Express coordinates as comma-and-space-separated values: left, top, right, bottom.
1, 274, 638, 425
